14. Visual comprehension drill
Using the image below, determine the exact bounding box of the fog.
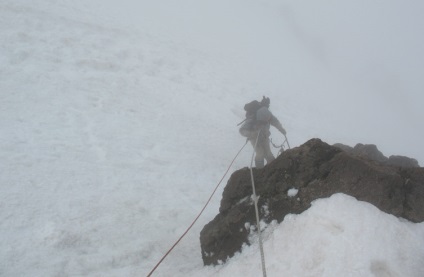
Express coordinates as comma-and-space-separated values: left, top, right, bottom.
85, 0, 424, 164
2, 1, 423, 276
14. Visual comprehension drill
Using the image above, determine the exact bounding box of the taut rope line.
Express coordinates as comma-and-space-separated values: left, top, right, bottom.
146, 140, 249, 276
250, 130, 267, 277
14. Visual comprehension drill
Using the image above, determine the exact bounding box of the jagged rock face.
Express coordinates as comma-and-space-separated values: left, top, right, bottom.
333, 143, 419, 167
388, 155, 420, 168
200, 139, 424, 266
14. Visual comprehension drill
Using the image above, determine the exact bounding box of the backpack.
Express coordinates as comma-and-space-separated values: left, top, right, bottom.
243, 100, 262, 119
238, 100, 262, 137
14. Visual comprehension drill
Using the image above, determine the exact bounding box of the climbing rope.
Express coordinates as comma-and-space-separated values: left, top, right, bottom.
284, 134, 291, 149
250, 131, 267, 277
271, 135, 291, 157
146, 140, 249, 276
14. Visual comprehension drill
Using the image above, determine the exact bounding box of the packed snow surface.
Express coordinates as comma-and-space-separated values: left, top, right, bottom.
1, 0, 423, 276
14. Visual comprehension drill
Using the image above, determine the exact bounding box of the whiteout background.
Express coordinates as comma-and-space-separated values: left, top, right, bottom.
1, 0, 423, 276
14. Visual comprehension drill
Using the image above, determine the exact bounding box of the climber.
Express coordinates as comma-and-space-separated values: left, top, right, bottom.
239, 96, 287, 168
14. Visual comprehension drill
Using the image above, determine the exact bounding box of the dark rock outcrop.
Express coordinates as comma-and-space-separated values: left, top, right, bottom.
200, 139, 424, 266
333, 143, 419, 167
388, 155, 420, 168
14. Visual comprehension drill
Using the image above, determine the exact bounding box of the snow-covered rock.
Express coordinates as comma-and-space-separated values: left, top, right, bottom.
200, 139, 424, 265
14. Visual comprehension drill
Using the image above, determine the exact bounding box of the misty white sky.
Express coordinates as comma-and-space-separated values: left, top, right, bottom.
81, 0, 424, 164
2, 1, 424, 276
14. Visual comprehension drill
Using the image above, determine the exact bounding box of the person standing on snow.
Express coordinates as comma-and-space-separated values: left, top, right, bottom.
239, 96, 287, 168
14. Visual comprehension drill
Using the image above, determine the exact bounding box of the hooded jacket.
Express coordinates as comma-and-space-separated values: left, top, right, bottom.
255, 106, 286, 136
239, 106, 286, 139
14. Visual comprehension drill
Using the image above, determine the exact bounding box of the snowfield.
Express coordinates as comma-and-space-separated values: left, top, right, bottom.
1, 0, 424, 276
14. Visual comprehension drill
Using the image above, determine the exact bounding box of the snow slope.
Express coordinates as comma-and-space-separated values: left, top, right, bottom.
199, 194, 424, 277
1, 0, 423, 276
